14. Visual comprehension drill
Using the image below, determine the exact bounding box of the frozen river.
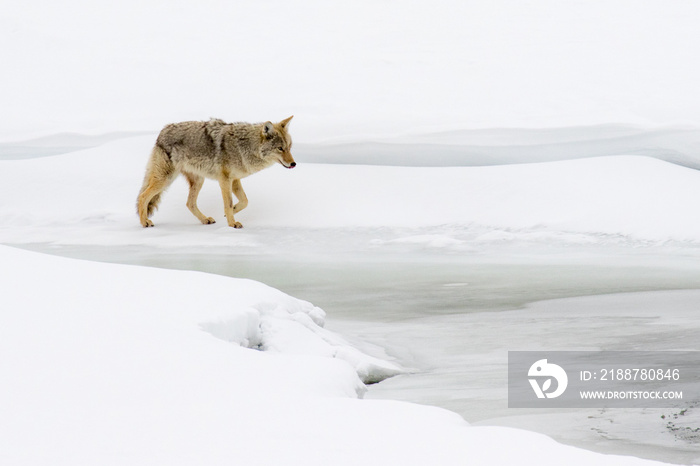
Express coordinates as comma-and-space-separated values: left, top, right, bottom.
20, 238, 700, 465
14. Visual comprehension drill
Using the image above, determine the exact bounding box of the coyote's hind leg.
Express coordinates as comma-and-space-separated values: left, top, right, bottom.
136, 145, 176, 227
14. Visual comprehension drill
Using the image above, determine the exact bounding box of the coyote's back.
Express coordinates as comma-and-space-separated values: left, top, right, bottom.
136, 116, 295, 228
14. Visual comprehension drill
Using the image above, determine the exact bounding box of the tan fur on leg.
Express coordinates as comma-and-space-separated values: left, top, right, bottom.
136, 145, 176, 227
231, 179, 249, 214
184, 172, 216, 224
218, 177, 242, 228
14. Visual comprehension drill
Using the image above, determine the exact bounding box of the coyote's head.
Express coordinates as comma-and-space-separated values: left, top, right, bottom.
261, 116, 296, 169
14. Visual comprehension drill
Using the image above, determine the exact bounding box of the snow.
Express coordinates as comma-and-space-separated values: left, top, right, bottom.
1, 135, 691, 466
2, 0, 700, 464
1, 135, 699, 248
3, 1, 700, 141
0, 244, 669, 465
0, 136, 692, 465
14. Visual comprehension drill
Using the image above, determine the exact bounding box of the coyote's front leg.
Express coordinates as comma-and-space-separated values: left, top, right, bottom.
219, 177, 242, 228
231, 179, 249, 215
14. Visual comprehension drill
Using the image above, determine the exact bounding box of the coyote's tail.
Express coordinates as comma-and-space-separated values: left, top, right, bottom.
136, 144, 175, 221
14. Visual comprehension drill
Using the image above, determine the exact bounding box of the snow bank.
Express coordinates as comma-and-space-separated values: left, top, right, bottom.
0, 245, 669, 465
1, 136, 699, 249
0, 245, 400, 387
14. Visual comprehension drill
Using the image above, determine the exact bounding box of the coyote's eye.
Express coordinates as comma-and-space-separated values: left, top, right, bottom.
277, 147, 284, 152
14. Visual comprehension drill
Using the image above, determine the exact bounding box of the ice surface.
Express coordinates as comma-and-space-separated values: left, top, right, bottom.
356, 288, 700, 463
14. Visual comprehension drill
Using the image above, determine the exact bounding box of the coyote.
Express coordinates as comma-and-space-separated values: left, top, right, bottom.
137, 116, 295, 228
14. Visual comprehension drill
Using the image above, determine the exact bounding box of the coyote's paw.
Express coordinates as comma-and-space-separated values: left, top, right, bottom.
230, 221, 243, 229
142, 219, 154, 228
201, 217, 216, 225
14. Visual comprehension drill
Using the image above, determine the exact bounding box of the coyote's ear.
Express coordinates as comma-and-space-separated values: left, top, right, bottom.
279, 115, 293, 129
263, 121, 275, 138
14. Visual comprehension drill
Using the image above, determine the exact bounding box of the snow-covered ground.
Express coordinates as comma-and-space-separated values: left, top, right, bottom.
3, 1, 700, 464
3, 244, 678, 466
1, 134, 700, 248
2, 131, 699, 465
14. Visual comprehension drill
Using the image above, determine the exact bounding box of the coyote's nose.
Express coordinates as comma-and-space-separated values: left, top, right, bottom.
289, 162, 296, 168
